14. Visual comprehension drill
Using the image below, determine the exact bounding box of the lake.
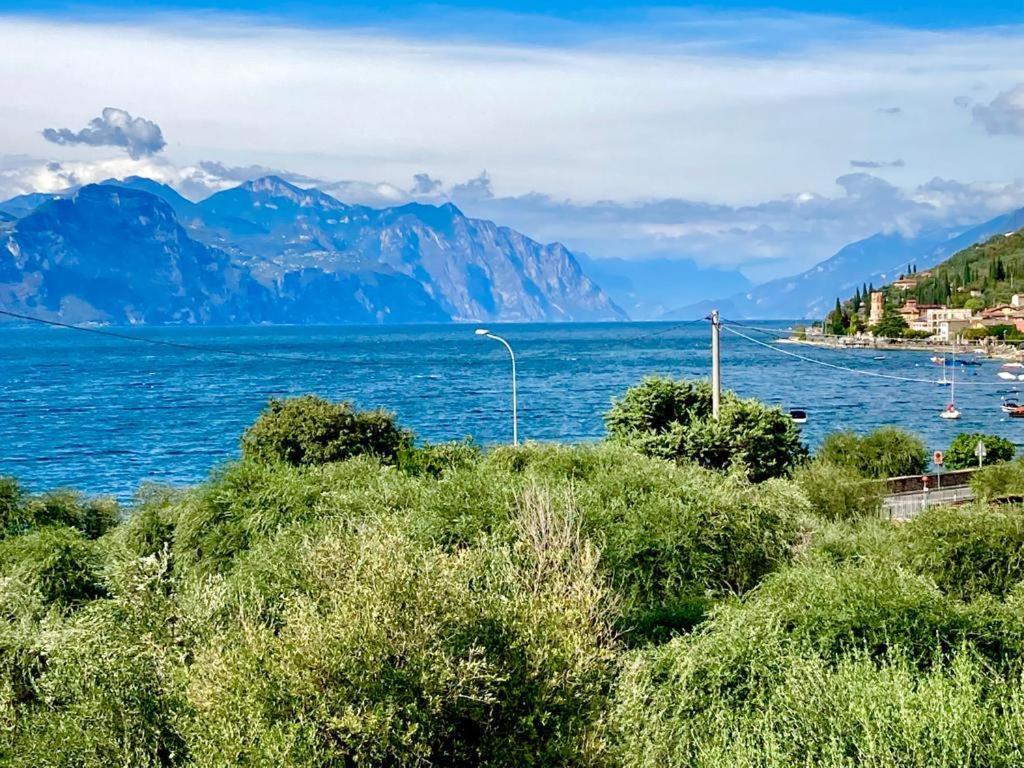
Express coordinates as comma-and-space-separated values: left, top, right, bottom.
2, 320, 1021, 498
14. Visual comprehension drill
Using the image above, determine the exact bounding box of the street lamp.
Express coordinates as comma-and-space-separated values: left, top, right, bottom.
475, 328, 518, 446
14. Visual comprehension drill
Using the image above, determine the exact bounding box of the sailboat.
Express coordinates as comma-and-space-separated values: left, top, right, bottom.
940, 354, 961, 419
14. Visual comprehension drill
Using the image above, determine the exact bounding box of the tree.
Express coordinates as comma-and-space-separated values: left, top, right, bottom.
996, 257, 1007, 282
827, 298, 848, 335
872, 310, 909, 339
987, 324, 1023, 341
604, 377, 807, 482
242, 395, 413, 466
946, 433, 1016, 470
963, 262, 973, 285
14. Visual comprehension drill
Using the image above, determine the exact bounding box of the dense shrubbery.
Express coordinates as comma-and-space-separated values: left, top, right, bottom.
793, 459, 884, 521
241, 395, 412, 466
5, 389, 1024, 765
971, 458, 1024, 501
604, 377, 807, 481
946, 432, 1016, 470
817, 426, 928, 478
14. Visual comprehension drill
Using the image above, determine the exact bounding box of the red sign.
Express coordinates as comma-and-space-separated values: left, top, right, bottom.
934, 450, 944, 465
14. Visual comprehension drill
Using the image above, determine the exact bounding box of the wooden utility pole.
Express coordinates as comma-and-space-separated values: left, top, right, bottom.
711, 309, 721, 420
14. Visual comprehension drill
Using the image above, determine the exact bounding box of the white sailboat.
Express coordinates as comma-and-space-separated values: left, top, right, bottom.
940, 354, 961, 419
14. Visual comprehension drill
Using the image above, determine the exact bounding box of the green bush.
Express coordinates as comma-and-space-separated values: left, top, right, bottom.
900, 506, 1024, 600
613, 646, 1024, 768
609, 559, 1024, 767
185, 525, 617, 767
0, 481, 118, 540
970, 458, 1024, 501
241, 395, 412, 466
605, 377, 806, 481
946, 432, 1016, 470
817, 426, 928, 478
794, 460, 885, 521
398, 438, 481, 477
0, 527, 106, 610
2, 553, 188, 767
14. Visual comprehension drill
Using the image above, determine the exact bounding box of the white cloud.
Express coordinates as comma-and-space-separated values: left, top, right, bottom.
2, 13, 1024, 207
4, 11, 1024, 282
973, 83, 1024, 135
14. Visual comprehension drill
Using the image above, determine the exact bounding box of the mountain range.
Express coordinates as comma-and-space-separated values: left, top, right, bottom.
0, 177, 625, 325
6, 173, 1024, 325
669, 206, 1024, 320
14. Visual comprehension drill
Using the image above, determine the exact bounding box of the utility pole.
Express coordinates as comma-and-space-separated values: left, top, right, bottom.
711, 309, 721, 420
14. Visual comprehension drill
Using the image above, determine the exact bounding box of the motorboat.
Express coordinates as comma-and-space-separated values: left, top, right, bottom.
998, 371, 1018, 381
789, 408, 807, 424
1003, 399, 1022, 414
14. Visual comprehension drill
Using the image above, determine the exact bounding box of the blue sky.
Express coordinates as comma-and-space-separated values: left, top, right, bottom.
2, 0, 1024, 293
4, 0, 1023, 30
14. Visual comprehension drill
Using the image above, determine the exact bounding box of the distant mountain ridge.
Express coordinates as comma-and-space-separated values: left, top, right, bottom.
669, 207, 1024, 320
0, 176, 625, 325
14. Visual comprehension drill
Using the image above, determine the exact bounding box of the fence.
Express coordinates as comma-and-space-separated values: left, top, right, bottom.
882, 485, 975, 520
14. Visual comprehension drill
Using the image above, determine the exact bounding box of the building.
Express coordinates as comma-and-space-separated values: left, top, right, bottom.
898, 298, 943, 326
904, 306, 976, 340
892, 277, 918, 291
869, 291, 885, 326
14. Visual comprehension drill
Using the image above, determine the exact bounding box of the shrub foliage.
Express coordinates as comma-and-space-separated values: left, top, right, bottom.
946, 432, 1016, 470
604, 377, 807, 481
241, 395, 412, 466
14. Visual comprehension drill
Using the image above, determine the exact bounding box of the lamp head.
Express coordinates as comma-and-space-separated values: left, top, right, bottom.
475, 328, 490, 336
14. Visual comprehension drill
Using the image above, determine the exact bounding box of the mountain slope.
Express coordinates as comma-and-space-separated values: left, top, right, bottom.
0, 177, 623, 325
670, 207, 1024, 319
0, 185, 259, 324
195, 177, 626, 322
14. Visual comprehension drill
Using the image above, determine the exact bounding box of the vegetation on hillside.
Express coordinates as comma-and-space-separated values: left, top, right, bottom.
2, 387, 1024, 766
824, 228, 1024, 335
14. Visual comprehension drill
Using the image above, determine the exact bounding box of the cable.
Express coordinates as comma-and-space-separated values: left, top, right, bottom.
618, 316, 710, 346
720, 323, 1010, 388
0, 308, 349, 365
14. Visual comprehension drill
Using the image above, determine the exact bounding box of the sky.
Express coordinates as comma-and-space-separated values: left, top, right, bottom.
3, 0, 1024, 287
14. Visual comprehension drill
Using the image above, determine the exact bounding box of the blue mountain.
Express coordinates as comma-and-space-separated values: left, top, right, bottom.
0, 177, 624, 325
669, 209, 1024, 320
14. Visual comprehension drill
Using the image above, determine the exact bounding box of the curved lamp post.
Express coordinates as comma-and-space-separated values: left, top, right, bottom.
475, 328, 518, 446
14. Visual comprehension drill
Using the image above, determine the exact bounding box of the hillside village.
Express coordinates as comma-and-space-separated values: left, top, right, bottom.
812, 228, 1024, 346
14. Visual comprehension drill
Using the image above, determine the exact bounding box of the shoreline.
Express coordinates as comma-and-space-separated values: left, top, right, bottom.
779, 335, 1024, 362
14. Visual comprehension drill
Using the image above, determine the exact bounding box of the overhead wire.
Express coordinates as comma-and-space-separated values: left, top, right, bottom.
0, 308, 351, 365
720, 322, 1015, 389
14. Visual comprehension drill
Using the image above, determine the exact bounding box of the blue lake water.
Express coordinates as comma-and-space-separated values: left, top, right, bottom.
2, 321, 1022, 499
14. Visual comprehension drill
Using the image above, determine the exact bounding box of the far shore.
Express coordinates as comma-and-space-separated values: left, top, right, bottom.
781, 334, 1024, 362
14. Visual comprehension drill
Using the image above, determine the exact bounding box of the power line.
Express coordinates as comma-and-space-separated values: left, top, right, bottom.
720, 323, 1012, 388
0, 308, 350, 365
619, 316, 710, 346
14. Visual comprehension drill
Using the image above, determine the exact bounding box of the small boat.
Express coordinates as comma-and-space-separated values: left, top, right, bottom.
1002, 399, 1021, 414
998, 371, 1018, 381
789, 408, 807, 424
941, 357, 961, 419
931, 356, 946, 365
1002, 362, 1024, 369
873, 355, 885, 360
